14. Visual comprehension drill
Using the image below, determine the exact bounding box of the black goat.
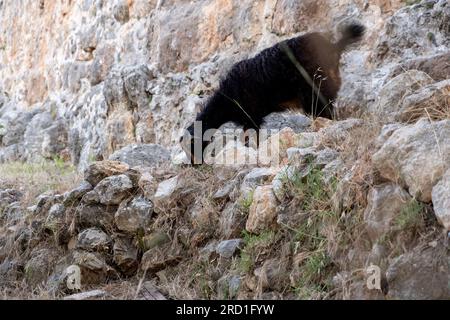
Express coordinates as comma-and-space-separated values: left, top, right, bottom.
182, 23, 365, 164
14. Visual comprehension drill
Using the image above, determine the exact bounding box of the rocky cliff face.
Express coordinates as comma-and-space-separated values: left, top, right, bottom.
0, 0, 449, 300
3, 0, 446, 170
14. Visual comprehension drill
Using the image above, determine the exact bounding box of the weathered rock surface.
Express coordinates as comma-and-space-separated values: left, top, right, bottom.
373, 119, 450, 202
76, 228, 112, 253
364, 184, 412, 242
386, 245, 450, 300
153, 176, 183, 211
398, 79, 450, 123
93, 174, 134, 206
113, 236, 139, 275
431, 169, 450, 230
246, 186, 278, 234
115, 197, 153, 234
216, 239, 243, 259
370, 70, 434, 121
84, 161, 130, 187
109, 144, 171, 168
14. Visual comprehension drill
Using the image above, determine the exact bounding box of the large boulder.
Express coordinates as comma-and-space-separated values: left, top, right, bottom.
373, 119, 450, 202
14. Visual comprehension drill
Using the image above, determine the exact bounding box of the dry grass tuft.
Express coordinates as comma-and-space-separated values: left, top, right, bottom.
0, 161, 81, 207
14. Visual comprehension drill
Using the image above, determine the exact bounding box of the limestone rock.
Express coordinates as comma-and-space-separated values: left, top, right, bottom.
109, 144, 171, 168
211, 141, 258, 168
64, 290, 108, 301
318, 119, 365, 148
240, 167, 279, 201
398, 79, 450, 123
84, 161, 130, 187
76, 228, 112, 253
138, 171, 157, 199
94, 174, 134, 206
72, 251, 116, 285
219, 203, 247, 239
246, 186, 278, 234
216, 239, 243, 259
153, 176, 183, 211
386, 245, 450, 300
115, 197, 153, 234
373, 119, 450, 202
370, 70, 433, 120
63, 182, 93, 206
389, 51, 450, 82
25, 249, 56, 286
76, 204, 117, 230
113, 236, 138, 275
217, 275, 242, 299
364, 184, 412, 242
258, 127, 298, 167
431, 169, 450, 230
261, 112, 311, 133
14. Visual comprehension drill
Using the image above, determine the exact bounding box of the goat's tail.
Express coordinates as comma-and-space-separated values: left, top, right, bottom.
336, 22, 366, 53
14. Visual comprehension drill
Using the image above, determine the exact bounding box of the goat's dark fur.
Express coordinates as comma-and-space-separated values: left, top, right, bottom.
182, 23, 365, 164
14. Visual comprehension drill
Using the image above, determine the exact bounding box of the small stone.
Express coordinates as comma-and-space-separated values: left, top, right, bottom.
431, 169, 450, 230
286, 147, 316, 164
219, 203, 246, 239
211, 141, 258, 168
217, 275, 241, 299
258, 127, 298, 167
72, 251, 115, 284
76, 204, 117, 230
272, 166, 296, 202
213, 181, 237, 201
254, 258, 288, 291
216, 239, 243, 258
63, 182, 93, 206
137, 282, 167, 300
44, 203, 66, 233
113, 236, 138, 275
240, 167, 279, 201
76, 228, 112, 252
94, 174, 134, 205
138, 171, 157, 199
115, 197, 153, 234
246, 186, 278, 234
64, 290, 108, 301
153, 176, 182, 211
